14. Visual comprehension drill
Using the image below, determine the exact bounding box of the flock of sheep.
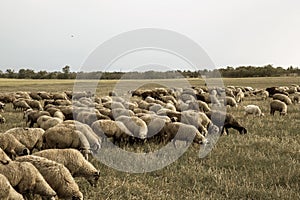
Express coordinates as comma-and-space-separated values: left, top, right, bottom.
0, 83, 299, 199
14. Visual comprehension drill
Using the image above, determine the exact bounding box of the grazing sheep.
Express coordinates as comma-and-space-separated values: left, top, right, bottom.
225, 96, 238, 107
206, 111, 247, 135
25, 99, 43, 111
111, 108, 135, 119
37, 91, 52, 99
115, 116, 148, 139
0, 147, 11, 165
0, 161, 56, 199
91, 119, 133, 143
0, 173, 24, 200
34, 149, 100, 187
197, 100, 211, 112
0, 114, 5, 123
16, 155, 83, 200
180, 110, 210, 136
37, 115, 63, 130
52, 92, 68, 100
163, 122, 207, 145
53, 110, 65, 120
270, 99, 287, 116
62, 120, 101, 154
272, 93, 292, 105
43, 124, 91, 159
5, 127, 45, 153
0, 133, 30, 159
13, 100, 31, 111
140, 114, 171, 139
244, 105, 264, 116
24, 109, 51, 127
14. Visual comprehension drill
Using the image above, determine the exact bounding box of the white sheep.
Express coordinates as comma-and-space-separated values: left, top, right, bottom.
43, 124, 91, 160
63, 120, 102, 154
91, 119, 133, 143
0, 133, 30, 159
34, 149, 100, 187
0, 161, 56, 199
115, 115, 148, 139
270, 99, 287, 116
244, 105, 264, 116
16, 155, 83, 200
273, 93, 292, 105
4, 127, 45, 153
36, 115, 63, 130
0, 173, 24, 200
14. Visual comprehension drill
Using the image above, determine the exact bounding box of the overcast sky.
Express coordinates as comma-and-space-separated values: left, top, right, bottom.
0, 0, 299, 72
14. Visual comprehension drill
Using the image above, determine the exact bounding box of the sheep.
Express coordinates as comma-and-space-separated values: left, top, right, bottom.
197, 100, 211, 112
52, 92, 68, 100
0, 147, 11, 165
163, 122, 207, 145
62, 120, 101, 154
0, 173, 24, 200
91, 119, 133, 143
115, 115, 148, 139
273, 93, 293, 105
25, 99, 43, 110
13, 100, 31, 111
111, 108, 135, 119
23, 109, 51, 127
37, 91, 52, 99
0, 133, 30, 159
0, 114, 5, 123
75, 110, 109, 126
42, 124, 91, 160
270, 99, 287, 116
235, 88, 245, 103
261, 90, 269, 100
225, 96, 238, 107
0, 93, 16, 103
4, 127, 45, 153
206, 111, 247, 135
244, 105, 264, 116
0, 161, 56, 199
37, 115, 63, 130
16, 155, 83, 200
139, 114, 171, 139
34, 149, 100, 187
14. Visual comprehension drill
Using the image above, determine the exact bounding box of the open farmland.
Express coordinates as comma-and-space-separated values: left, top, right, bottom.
0, 76, 299, 200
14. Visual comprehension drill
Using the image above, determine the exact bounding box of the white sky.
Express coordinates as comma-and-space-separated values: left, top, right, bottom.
0, 0, 299, 72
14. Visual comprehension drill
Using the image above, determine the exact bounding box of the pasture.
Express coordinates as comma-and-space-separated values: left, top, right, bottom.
0, 77, 299, 199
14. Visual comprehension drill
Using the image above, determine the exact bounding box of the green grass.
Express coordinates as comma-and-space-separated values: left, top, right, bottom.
0, 77, 299, 199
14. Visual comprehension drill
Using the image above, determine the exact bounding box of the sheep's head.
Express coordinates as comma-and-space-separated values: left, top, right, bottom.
87, 171, 100, 187
0, 148, 11, 165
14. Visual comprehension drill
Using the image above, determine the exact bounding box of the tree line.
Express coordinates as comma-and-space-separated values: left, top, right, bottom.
0, 64, 299, 79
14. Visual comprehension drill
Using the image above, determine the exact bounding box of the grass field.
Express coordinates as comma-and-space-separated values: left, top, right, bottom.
0, 77, 299, 200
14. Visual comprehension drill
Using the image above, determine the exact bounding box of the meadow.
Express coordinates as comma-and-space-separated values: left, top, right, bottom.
0, 76, 299, 200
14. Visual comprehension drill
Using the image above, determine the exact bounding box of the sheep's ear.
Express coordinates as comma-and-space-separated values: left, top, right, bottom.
0, 160, 10, 165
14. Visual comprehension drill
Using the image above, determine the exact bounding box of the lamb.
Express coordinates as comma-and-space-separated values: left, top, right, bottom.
0, 173, 24, 200
235, 88, 245, 103
91, 119, 133, 143
37, 115, 63, 130
42, 124, 91, 159
270, 99, 287, 116
163, 122, 207, 145
34, 149, 100, 187
16, 155, 83, 200
0, 147, 11, 165
272, 93, 292, 105
4, 127, 45, 153
0, 133, 30, 159
0, 161, 56, 199
115, 115, 148, 139
0, 114, 5, 123
244, 105, 264, 116
206, 111, 247, 135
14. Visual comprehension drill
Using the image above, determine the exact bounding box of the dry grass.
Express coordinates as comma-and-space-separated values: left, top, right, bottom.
0, 77, 299, 199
